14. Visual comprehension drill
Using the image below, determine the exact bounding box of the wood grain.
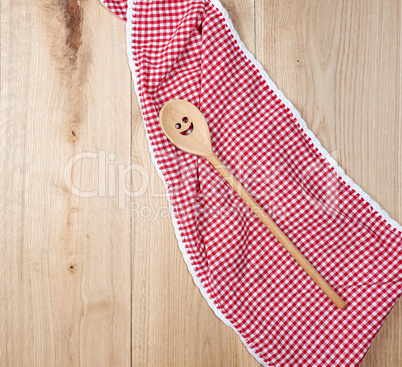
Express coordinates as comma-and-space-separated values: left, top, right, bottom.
256, 1, 401, 366
0, 0, 131, 366
1, 0, 400, 366
130, 2, 259, 365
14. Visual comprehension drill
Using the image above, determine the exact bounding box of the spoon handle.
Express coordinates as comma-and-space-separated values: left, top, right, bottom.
206, 153, 346, 310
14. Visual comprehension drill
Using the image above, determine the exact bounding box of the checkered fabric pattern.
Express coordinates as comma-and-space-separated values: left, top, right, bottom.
100, 0, 127, 20
102, 1, 402, 366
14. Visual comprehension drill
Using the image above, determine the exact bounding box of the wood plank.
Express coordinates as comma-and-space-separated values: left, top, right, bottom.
2, 0, 400, 366
255, 0, 401, 366
130, 1, 261, 366
0, 1, 131, 366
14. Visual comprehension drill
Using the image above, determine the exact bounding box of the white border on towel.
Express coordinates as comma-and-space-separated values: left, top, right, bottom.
208, 0, 402, 234
125, 1, 402, 366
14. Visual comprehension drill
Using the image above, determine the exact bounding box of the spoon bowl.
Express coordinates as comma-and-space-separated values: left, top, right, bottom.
158, 99, 213, 158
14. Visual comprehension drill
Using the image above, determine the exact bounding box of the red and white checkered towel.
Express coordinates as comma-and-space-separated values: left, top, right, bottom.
101, 1, 402, 365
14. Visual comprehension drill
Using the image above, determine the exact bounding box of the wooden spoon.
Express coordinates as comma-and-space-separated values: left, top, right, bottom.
159, 99, 346, 309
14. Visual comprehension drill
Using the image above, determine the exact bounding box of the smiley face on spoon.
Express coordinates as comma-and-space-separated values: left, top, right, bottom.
175, 116, 194, 135
158, 99, 213, 158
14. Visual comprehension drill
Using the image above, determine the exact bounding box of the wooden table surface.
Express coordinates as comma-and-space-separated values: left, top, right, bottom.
1, 0, 400, 366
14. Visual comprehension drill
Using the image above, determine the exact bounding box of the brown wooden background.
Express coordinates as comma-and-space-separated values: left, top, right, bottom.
1, 0, 400, 366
